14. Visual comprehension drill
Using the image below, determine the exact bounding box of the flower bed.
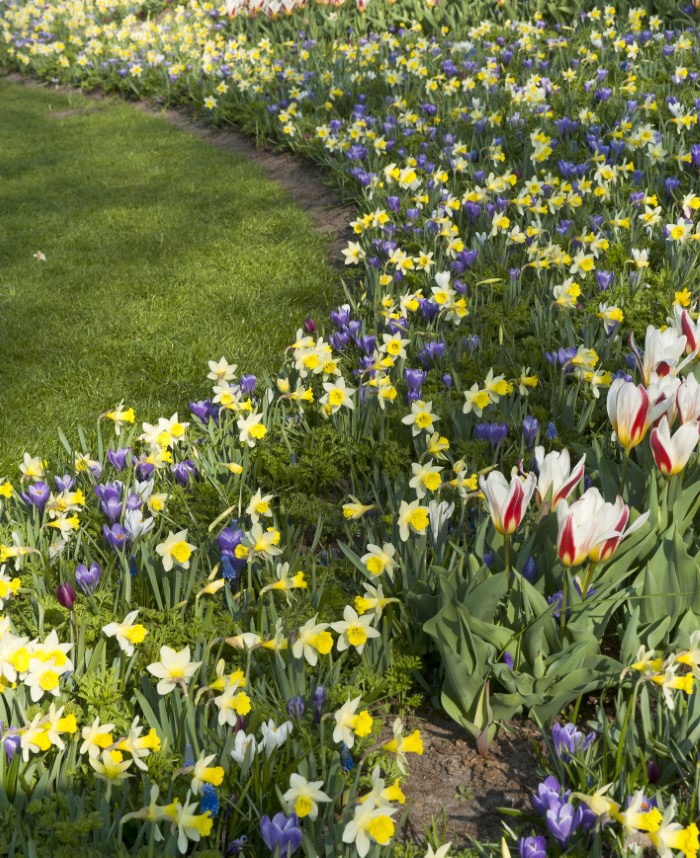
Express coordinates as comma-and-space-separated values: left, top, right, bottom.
2, 0, 700, 855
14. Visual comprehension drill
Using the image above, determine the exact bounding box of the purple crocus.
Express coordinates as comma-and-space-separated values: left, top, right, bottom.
532, 776, 569, 815
75, 562, 101, 595
103, 523, 130, 553
259, 812, 303, 855
21, 481, 49, 512
55, 583, 77, 610
95, 482, 123, 522
286, 696, 305, 719
552, 722, 596, 760
171, 459, 197, 487
518, 836, 547, 858
4, 733, 20, 762
404, 368, 427, 392
313, 685, 327, 723
546, 801, 584, 849
107, 447, 132, 472
522, 416, 539, 450
418, 340, 445, 366
239, 375, 257, 395
54, 474, 76, 492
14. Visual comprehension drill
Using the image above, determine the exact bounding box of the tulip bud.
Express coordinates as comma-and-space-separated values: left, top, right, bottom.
56, 583, 77, 610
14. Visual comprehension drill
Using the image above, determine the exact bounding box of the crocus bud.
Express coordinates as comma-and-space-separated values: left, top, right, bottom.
56, 583, 77, 610
4, 734, 20, 762
522, 415, 539, 450
313, 686, 327, 723
286, 696, 305, 719
75, 562, 101, 595
646, 758, 660, 784
303, 318, 317, 334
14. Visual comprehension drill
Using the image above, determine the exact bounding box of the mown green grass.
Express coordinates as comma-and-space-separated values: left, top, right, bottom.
0, 78, 337, 471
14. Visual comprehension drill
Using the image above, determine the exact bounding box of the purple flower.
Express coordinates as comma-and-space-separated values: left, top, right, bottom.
313, 685, 327, 723
4, 733, 20, 762
595, 270, 614, 291
55, 583, 77, 610
95, 481, 123, 522
239, 374, 257, 395
442, 373, 453, 389
418, 340, 445, 366
303, 317, 317, 334
287, 696, 305, 719
404, 368, 427, 391
21, 481, 49, 512
260, 812, 302, 855
171, 459, 197, 487
546, 801, 584, 849
646, 758, 660, 784
523, 556, 538, 583
519, 836, 547, 858
189, 399, 218, 425
76, 562, 101, 595
552, 722, 596, 760
54, 474, 76, 492
522, 416, 539, 450
107, 447, 132, 472
103, 523, 130, 553
532, 776, 568, 815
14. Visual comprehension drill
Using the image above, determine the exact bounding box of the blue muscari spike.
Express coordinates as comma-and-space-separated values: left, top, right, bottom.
183, 743, 195, 767
221, 556, 237, 581
200, 784, 219, 817
340, 741, 354, 772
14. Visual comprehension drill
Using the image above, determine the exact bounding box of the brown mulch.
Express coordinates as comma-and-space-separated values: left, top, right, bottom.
401, 714, 541, 848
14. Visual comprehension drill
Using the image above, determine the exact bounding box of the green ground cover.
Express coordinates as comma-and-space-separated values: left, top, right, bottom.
0, 78, 336, 467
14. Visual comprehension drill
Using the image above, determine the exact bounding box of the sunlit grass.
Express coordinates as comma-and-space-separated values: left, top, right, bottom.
0, 78, 338, 470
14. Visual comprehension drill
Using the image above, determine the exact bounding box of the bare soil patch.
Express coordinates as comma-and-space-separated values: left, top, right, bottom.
401, 714, 541, 847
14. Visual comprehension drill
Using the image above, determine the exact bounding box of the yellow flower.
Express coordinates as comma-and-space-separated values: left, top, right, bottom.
675, 288, 692, 308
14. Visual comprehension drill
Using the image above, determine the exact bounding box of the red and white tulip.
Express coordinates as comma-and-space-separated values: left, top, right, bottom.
630, 325, 689, 385
534, 446, 586, 513
650, 415, 699, 476
479, 471, 537, 535
557, 488, 649, 566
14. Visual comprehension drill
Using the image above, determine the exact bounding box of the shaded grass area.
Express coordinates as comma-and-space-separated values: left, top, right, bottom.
0, 78, 337, 470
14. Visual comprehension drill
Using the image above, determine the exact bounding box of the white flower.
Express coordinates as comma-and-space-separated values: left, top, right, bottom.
147, 645, 201, 695
331, 605, 380, 654
155, 529, 196, 572
260, 719, 293, 757
282, 773, 332, 820
102, 609, 148, 656
230, 729, 258, 765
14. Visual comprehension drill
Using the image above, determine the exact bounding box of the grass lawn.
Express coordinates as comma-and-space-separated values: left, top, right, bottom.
0, 78, 338, 471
